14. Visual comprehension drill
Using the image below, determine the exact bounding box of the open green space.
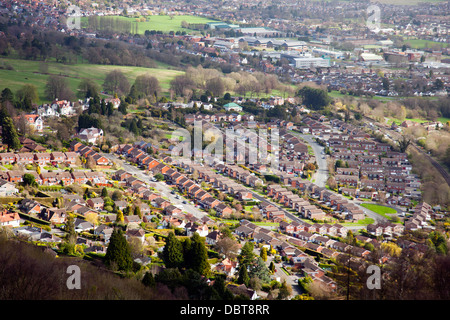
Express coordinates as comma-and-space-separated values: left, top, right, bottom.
371, 0, 448, 5
81, 15, 219, 34
403, 38, 449, 50
0, 58, 184, 103
360, 203, 397, 221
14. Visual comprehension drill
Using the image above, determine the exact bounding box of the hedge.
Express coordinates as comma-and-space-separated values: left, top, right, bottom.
18, 212, 51, 226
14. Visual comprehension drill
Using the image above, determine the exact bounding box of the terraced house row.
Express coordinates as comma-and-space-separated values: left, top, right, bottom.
0, 151, 78, 166
1, 170, 107, 186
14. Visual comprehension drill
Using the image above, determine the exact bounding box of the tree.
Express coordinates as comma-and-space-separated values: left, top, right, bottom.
260, 246, 268, 262
238, 241, 254, 266
277, 279, 293, 300
16, 84, 38, 105
45, 75, 74, 101
237, 264, 250, 286
116, 210, 124, 223
134, 206, 142, 219
215, 237, 239, 259
1, 116, 21, 151
188, 232, 210, 276
398, 135, 411, 153
170, 75, 195, 97
132, 74, 161, 100
142, 271, 156, 288
206, 77, 225, 97
249, 257, 271, 283
297, 86, 331, 110
101, 187, 108, 198
23, 173, 36, 187
103, 70, 130, 96
104, 228, 133, 271
382, 77, 390, 91
162, 232, 184, 269
428, 231, 448, 255
78, 78, 100, 99
1, 88, 14, 103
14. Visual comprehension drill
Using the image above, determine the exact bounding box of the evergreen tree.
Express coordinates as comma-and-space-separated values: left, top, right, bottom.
142, 271, 156, 288
238, 241, 254, 266
162, 232, 184, 269
1, 88, 14, 103
1, 116, 21, 151
134, 206, 142, 219
269, 261, 275, 273
104, 228, 133, 271
249, 257, 271, 283
189, 232, 210, 276
107, 102, 114, 116
237, 264, 249, 286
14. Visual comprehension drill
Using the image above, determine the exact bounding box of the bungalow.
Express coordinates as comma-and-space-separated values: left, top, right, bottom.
74, 218, 94, 233
206, 230, 221, 246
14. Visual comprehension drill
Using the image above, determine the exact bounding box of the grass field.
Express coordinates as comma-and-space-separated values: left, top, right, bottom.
0, 58, 184, 103
82, 15, 219, 34
371, 0, 447, 5
360, 203, 397, 221
403, 39, 449, 50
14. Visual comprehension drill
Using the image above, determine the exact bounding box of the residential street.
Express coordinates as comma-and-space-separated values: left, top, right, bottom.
291, 132, 328, 188
102, 153, 208, 220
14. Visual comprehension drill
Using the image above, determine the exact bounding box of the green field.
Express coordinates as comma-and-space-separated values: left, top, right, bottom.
404, 39, 449, 50
0, 58, 184, 103
82, 15, 219, 34
371, 0, 447, 5
360, 203, 397, 218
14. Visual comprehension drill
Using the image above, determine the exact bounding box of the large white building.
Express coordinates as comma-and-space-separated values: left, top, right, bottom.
293, 57, 330, 69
